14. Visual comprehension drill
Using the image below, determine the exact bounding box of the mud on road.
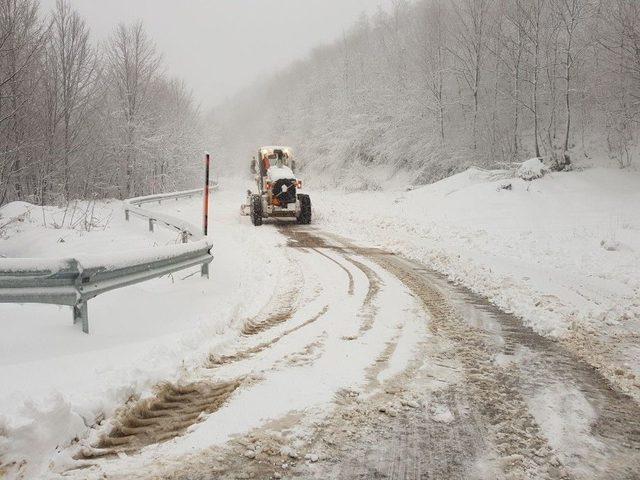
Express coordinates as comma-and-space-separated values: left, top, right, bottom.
65, 226, 640, 480
277, 228, 640, 480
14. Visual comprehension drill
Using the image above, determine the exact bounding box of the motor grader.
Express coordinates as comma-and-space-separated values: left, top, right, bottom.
241, 146, 311, 226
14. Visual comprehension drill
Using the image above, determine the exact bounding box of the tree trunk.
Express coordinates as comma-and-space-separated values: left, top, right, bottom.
563, 41, 572, 165
533, 17, 541, 159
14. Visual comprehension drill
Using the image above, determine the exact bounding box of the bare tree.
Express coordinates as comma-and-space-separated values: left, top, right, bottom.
412, 0, 449, 143
43, 0, 98, 201
597, 0, 640, 167
0, 0, 47, 203
553, 0, 594, 166
495, 1, 524, 159
503, 0, 548, 159
105, 22, 161, 197
0, 2, 202, 207
450, 0, 494, 151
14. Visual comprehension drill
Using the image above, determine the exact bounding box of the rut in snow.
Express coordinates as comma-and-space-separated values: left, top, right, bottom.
69, 227, 640, 480
342, 256, 382, 336
283, 226, 383, 338
240, 253, 304, 336
78, 380, 241, 460
318, 230, 640, 480
208, 305, 329, 367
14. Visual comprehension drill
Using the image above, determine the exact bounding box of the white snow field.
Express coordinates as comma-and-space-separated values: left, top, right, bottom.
0, 165, 638, 479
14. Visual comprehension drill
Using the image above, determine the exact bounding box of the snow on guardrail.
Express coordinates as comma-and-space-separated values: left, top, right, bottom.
0, 257, 74, 274
126, 187, 208, 205
0, 189, 214, 334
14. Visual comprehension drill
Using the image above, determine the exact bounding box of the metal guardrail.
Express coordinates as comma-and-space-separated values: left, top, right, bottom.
0, 188, 214, 334
124, 188, 207, 242
126, 188, 206, 207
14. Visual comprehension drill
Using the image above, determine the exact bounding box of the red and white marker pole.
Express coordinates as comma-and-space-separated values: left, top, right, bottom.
201, 152, 212, 279
203, 152, 211, 236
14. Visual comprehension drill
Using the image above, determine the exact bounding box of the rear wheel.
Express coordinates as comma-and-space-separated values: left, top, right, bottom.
250, 194, 263, 226
296, 194, 312, 225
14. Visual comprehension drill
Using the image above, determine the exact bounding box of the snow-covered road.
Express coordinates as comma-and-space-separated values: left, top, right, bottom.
64, 228, 640, 480
2, 168, 640, 480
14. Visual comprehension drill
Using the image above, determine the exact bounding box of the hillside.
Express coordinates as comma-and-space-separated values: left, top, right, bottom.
210, 0, 638, 187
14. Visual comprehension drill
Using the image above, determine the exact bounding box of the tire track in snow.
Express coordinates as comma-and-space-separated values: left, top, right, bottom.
222, 228, 453, 480
278, 331, 329, 368
310, 247, 355, 296
208, 236, 366, 375
284, 227, 383, 338
99, 229, 416, 480
77, 380, 242, 460
240, 251, 304, 336
207, 305, 329, 367
292, 281, 490, 479
281, 225, 354, 296
295, 230, 566, 479
342, 256, 382, 337
70, 228, 640, 480
364, 252, 569, 480
319, 230, 640, 479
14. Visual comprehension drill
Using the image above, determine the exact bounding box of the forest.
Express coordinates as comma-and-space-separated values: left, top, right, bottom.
0, 0, 203, 205
213, 0, 640, 187
3, 0, 640, 203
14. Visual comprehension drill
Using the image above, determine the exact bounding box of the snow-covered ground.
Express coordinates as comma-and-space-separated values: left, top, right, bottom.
0, 189, 286, 478
314, 166, 640, 399
1, 165, 639, 479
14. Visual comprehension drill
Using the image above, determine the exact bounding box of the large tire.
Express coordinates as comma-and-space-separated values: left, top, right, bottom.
250, 194, 263, 226
296, 194, 312, 225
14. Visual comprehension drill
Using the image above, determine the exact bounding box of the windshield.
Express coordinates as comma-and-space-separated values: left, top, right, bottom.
262, 149, 293, 170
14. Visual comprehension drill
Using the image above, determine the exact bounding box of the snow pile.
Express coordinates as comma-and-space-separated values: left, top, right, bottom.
0, 395, 86, 477
517, 158, 549, 181
314, 166, 640, 399
267, 165, 296, 182
600, 239, 623, 252
0, 201, 33, 223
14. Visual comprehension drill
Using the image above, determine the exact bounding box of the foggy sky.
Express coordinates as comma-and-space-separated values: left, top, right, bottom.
39, 0, 391, 109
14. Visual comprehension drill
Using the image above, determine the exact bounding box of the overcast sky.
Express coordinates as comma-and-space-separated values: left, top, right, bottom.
39, 0, 391, 109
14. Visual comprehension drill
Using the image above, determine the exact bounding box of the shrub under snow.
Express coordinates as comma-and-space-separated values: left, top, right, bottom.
517, 158, 549, 181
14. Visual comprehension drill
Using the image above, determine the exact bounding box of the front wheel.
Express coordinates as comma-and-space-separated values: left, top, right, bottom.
250, 194, 263, 226
296, 194, 312, 225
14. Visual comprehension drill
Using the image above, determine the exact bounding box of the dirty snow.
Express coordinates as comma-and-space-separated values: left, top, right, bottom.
314, 167, 640, 400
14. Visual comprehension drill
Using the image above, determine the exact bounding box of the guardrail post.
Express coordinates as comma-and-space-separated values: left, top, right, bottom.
149, 218, 155, 232
73, 301, 89, 334
125, 209, 130, 221
201, 262, 209, 279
